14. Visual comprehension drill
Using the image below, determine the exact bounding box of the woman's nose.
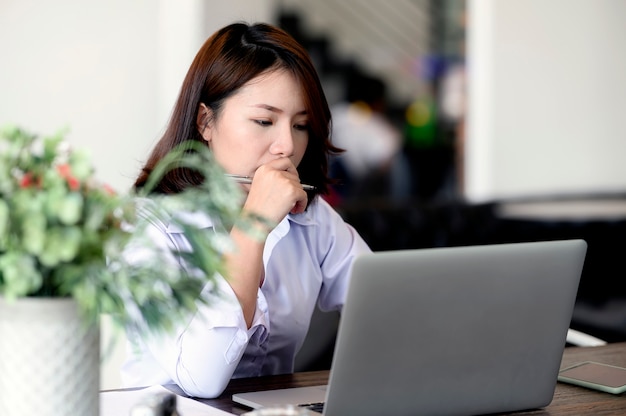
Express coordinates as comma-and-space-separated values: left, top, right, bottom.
269, 127, 295, 157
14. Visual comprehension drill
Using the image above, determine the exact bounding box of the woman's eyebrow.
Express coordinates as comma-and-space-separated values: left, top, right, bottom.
252, 104, 307, 115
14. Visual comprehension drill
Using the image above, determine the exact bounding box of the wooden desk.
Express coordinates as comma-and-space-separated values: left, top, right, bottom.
195, 342, 626, 415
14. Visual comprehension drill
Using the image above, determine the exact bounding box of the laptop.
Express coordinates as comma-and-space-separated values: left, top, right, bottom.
233, 239, 587, 416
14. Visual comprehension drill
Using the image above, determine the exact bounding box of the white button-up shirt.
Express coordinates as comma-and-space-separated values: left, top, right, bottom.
121, 197, 371, 398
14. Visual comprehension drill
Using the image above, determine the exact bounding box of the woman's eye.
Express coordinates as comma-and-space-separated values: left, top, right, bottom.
294, 123, 309, 131
255, 120, 273, 127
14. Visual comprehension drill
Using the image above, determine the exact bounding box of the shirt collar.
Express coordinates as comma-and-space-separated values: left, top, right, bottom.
165, 211, 216, 233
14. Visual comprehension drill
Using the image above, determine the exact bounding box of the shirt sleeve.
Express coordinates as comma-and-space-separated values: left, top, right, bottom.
314, 199, 372, 312
143, 276, 269, 398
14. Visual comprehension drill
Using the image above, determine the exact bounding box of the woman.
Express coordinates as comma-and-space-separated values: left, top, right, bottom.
121, 22, 371, 398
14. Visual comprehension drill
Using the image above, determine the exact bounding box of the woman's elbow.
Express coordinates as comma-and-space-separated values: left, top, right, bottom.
178, 376, 230, 399
174, 361, 236, 399
173, 327, 248, 398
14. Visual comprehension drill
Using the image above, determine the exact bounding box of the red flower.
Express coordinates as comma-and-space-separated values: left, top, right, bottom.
20, 172, 34, 188
103, 184, 117, 196
57, 164, 71, 178
67, 176, 80, 191
19, 172, 43, 188
57, 163, 81, 191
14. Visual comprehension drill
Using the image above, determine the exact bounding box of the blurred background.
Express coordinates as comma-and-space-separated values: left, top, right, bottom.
2, 0, 626, 388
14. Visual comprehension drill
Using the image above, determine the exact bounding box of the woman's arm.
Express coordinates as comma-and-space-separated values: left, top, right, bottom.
224, 222, 267, 328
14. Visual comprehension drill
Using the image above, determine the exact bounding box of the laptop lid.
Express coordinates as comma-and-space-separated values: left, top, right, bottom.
233, 239, 587, 416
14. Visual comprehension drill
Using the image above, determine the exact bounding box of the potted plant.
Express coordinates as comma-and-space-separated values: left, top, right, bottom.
0, 126, 244, 416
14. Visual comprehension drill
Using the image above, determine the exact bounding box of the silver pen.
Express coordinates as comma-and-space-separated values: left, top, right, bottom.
225, 174, 316, 191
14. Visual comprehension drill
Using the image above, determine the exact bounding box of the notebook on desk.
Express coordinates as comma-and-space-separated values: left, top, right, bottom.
233, 239, 587, 416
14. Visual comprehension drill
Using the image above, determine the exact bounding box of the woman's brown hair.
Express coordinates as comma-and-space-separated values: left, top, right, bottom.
134, 22, 340, 199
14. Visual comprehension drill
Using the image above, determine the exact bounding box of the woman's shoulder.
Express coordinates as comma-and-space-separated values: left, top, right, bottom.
133, 196, 216, 233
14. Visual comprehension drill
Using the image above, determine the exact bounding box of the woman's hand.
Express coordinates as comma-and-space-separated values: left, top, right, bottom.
242, 158, 308, 225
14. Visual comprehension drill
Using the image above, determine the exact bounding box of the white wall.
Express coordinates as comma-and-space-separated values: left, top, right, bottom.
0, 0, 158, 193
0, 0, 275, 390
465, 0, 626, 203
0, 0, 275, 193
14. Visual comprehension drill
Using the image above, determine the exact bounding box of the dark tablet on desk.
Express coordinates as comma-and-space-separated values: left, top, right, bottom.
559, 361, 626, 394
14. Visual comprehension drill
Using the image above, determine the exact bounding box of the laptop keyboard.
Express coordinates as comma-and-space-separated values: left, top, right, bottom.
298, 402, 325, 413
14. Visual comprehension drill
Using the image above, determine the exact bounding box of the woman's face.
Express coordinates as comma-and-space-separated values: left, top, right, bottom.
200, 69, 309, 182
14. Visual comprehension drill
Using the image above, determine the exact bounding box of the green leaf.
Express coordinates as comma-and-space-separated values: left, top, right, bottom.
68, 149, 93, 180
58, 193, 83, 225
0, 253, 42, 298
0, 199, 9, 250
22, 212, 46, 255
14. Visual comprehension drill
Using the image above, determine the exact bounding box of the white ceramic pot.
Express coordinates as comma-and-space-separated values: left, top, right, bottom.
0, 297, 99, 416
